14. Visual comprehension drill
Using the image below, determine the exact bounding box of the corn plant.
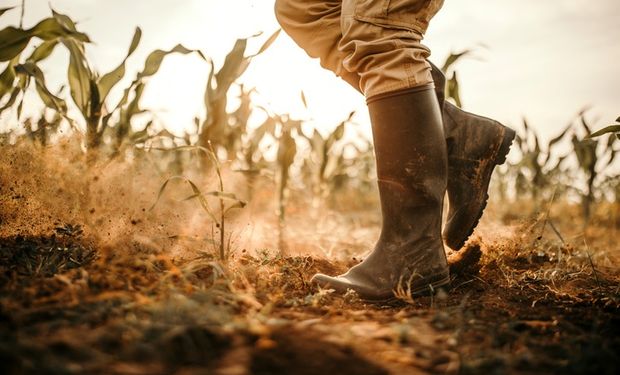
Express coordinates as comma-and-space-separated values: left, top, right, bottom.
150, 145, 246, 261
197, 30, 280, 156
559, 113, 618, 222
56, 16, 205, 159
0, 8, 89, 120
300, 111, 355, 206
511, 118, 569, 202
441, 49, 476, 107
234, 114, 276, 200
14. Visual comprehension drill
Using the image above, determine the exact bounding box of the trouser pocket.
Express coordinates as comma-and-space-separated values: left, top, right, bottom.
354, 0, 444, 33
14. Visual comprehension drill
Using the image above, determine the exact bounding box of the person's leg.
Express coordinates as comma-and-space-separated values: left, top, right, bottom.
308, 0, 450, 300
274, 0, 361, 90
275, 0, 515, 251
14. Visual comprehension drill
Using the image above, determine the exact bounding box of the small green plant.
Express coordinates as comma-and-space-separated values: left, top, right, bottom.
150, 145, 246, 261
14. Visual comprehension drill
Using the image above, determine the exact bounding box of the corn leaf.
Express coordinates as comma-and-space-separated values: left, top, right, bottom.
248, 29, 281, 58
98, 27, 142, 102
14, 62, 67, 113
214, 38, 247, 96
0, 27, 38, 61
446, 72, 462, 107
588, 125, 620, 138
204, 191, 246, 205
28, 40, 59, 62
203, 59, 216, 111
0, 87, 20, 115
137, 44, 205, 80
0, 7, 15, 18
51, 9, 78, 32
441, 49, 473, 73
62, 39, 93, 116
0, 56, 19, 99
0, 17, 90, 62
223, 199, 247, 215
150, 176, 218, 224
547, 123, 572, 149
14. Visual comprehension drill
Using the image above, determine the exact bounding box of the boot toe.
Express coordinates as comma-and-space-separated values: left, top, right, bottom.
311, 273, 396, 302
311, 273, 351, 293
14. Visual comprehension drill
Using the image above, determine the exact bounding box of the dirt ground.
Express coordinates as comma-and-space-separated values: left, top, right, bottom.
0, 146, 618, 374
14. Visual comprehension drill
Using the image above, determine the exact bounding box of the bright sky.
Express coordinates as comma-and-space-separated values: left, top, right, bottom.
1, 0, 619, 144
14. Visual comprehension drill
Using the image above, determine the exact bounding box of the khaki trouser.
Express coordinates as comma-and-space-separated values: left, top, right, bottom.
274, 0, 444, 98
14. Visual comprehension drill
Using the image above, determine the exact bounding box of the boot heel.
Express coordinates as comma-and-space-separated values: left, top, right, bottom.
494, 127, 516, 166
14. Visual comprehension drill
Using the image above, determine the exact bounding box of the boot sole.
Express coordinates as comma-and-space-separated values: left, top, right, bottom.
446, 126, 516, 250
358, 273, 452, 304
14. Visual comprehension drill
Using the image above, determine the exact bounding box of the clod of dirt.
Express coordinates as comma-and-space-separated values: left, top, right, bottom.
448, 240, 482, 277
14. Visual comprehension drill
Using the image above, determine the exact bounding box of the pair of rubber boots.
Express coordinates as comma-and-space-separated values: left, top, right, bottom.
312, 64, 516, 302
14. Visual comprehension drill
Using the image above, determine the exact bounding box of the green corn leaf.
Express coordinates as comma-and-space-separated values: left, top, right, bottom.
204, 190, 246, 203
14, 62, 67, 113
28, 40, 60, 62
333, 121, 345, 141
441, 49, 473, 73
214, 38, 247, 95
34, 79, 67, 113
522, 118, 530, 134
223, 199, 247, 215
120, 82, 145, 124
0, 87, 21, 115
446, 72, 461, 107
203, 59, 216, 111
150, 178, 174, 210
0, 27, 37, 61
547, 123, 572, 149
0, 56, 18, 99
277, 129, 297, 170
98, 27, 142, 102
185, 179, 219, 223
588, 125, 620, 138
137, 44, 205, 80
150, 176, 219, 224
62, 39, 93, 116
51, 9, 78, 32
0, 7, 15, 18
0, 17, 90, 62
543, 123, 572, 165
580, 115, 592, 135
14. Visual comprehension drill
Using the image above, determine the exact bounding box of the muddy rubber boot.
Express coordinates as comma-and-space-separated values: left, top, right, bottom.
429, 62, 516, 250
312, 87, 450, 302
442, 105, 516, 250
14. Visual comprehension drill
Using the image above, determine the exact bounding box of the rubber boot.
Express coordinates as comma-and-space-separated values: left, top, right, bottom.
429, 63, 516, 250
312, 87, 450, 302
442, 104, 516, 249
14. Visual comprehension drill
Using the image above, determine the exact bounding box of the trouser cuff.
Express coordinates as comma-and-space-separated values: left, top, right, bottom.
366, 83, 435, 105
